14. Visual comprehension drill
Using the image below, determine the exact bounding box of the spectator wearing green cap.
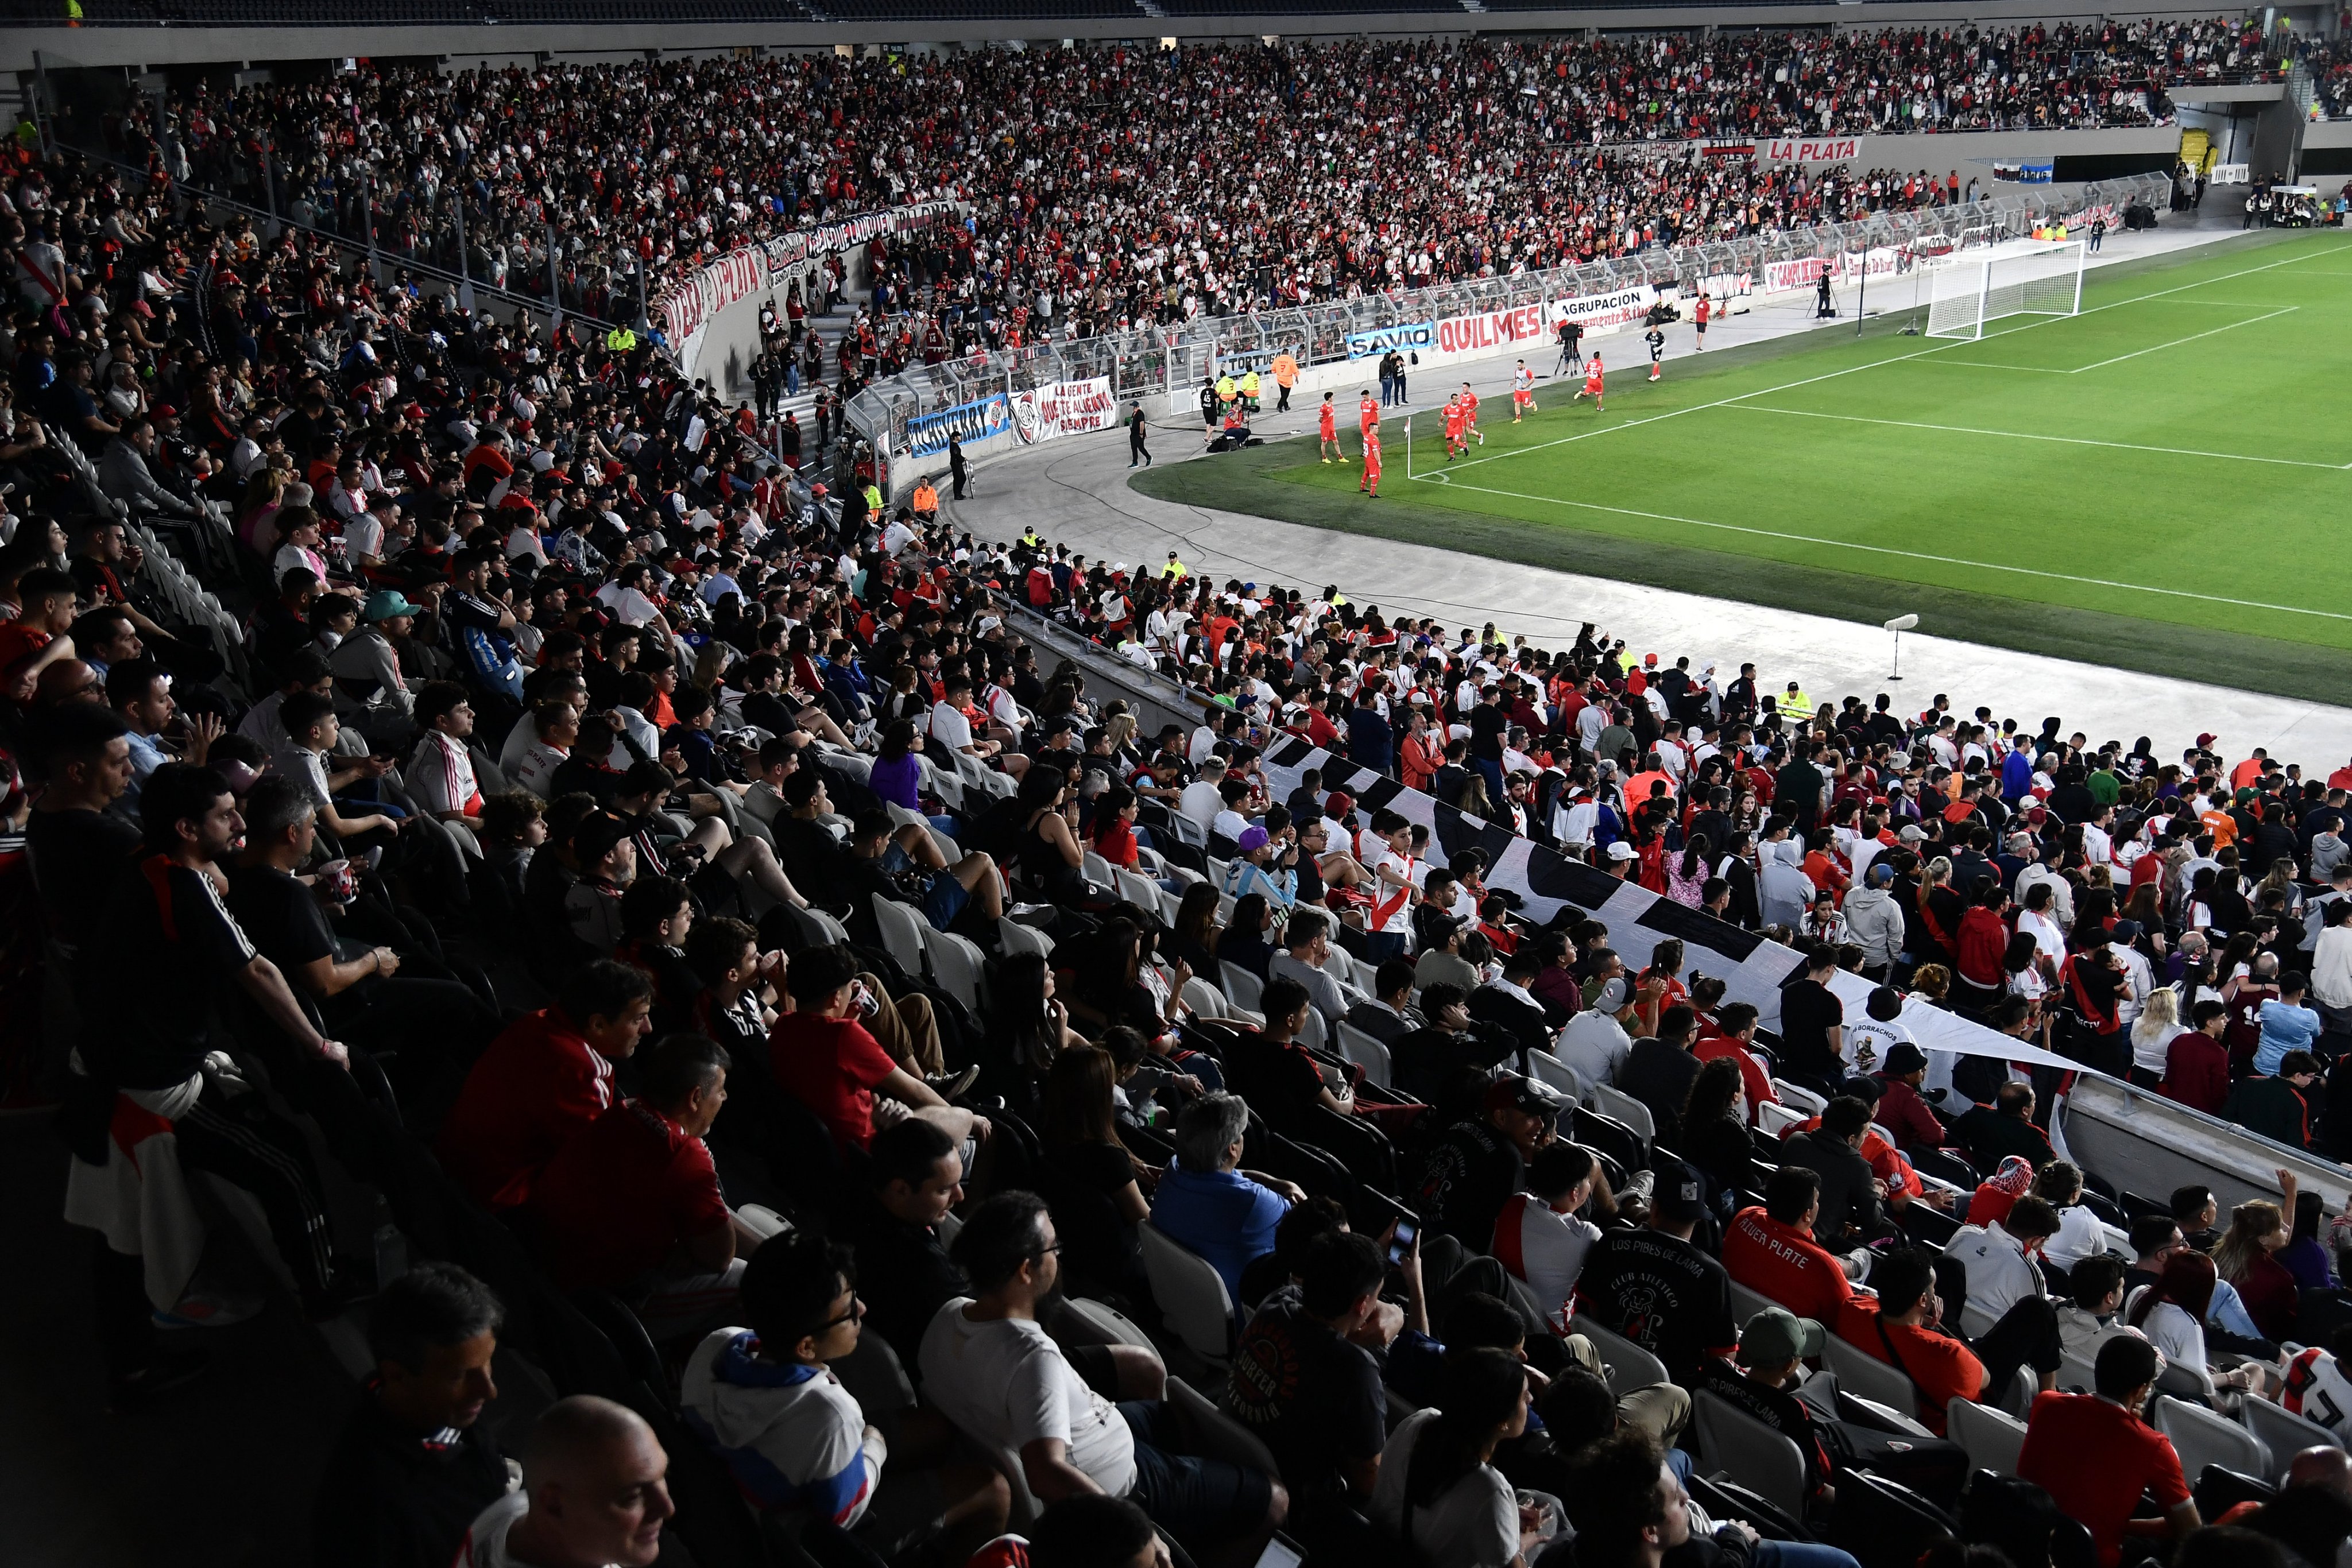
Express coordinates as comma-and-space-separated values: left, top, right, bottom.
332, 588, 423, 748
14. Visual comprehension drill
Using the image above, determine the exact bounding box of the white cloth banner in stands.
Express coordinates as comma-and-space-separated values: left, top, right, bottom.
1251, 734, 2080, 1075
1545, 285, 1656, 336
1010, 377, 1120, 445
655, 198, 964, 349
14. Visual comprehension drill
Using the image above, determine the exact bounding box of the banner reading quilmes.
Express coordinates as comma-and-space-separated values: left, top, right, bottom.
907, 392, 1013, 459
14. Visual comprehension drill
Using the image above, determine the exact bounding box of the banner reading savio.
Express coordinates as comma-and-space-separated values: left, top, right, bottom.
907, 393, 1012, 459
1010, 377, 1119, 445
1343, 320, 1436, 360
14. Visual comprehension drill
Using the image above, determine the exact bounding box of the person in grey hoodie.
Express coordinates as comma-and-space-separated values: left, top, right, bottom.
1842, 861, 1906, 981
2311, 815, 2351, 889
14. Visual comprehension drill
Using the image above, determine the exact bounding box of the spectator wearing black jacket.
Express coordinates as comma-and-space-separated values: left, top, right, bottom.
1391, 983, 1519, 1112
848, 1118, 970, 1376
311, 1263, 510, 1568
1468, 948, 1557, 1064
1619, 1004, 1703, 1150
1949, 1082, 2057, 1175
1777, 1096, 1883, 1249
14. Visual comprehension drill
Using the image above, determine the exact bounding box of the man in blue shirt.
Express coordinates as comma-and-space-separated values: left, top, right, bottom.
2256, 972, 2325, 1076
1150, 1092, 1302, 1303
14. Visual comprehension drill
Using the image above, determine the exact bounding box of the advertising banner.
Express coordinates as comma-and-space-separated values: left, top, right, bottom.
1434, 301, 1553, 357
1545, 284, 1656, 334
1764, 137, 1862, 165
907, 393, 1012, 459
1762, 247, 1904, 294
1010, 377, 1120, 444
1343, 320, 1436, 359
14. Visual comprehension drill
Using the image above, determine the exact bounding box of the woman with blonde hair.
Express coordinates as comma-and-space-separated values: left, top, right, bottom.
2212, 1183, 2300, 1341
1102, 708, 1138, 758
2127, 986, 2181, 1091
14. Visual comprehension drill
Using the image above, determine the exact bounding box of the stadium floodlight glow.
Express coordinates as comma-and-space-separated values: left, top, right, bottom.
1924, 238, 2087, 340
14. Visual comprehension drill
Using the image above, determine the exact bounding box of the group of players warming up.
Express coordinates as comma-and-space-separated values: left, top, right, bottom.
1304, 293, 1719, 495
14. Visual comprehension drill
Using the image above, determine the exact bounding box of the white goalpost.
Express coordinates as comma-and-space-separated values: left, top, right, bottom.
1924, 238, 2086, 340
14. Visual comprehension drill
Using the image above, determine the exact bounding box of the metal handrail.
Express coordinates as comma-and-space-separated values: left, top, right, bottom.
841, 169, 2171, 468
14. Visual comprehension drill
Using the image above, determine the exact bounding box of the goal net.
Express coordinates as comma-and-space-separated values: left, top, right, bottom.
1924, 238, 2086, 339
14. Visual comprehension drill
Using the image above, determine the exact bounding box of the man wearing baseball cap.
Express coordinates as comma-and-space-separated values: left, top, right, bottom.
1572, 1153, 1738, 1388
1411, 1074, 1561, 1246
1557, 971, 1637, 1091
1695, 1307, 1839, 1506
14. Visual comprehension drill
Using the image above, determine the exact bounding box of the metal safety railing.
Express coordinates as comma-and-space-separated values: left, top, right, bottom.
841, 169, 2172, 466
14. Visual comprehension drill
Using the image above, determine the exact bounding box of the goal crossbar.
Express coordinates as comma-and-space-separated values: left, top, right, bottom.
1924, 238, 2086, 340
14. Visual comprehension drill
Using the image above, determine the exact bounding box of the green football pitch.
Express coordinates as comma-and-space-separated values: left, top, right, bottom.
1132, 228, 2352, 701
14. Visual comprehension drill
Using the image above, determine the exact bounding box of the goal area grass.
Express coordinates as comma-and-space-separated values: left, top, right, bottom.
1131, 229, 2352, 704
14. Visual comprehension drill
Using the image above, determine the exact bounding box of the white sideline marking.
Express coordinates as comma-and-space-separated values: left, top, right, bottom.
1440, 244, 2339, 476
1405, 475, 2352, 623
2068, 305, 2298, 371
1732, 404, 2348, 470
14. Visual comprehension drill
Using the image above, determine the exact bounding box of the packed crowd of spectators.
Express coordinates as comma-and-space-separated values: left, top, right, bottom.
13, 73, 2352, 1568
63, 21, 2260, 339
2309, 38, 2352, 119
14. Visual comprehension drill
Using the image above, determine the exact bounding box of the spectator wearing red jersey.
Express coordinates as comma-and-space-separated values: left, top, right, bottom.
1691, 998, 1778, 1126
1953, 881, 2013, 1009
768, 944, 981, 1153
438, 961, 653, 1209
2160, 998, 2233, 1114
2017, 1336, 2198, 1566
533, 1032, 764, 1340
1871, 1044, 1947, 1153
1723, 1167, 1858, 1325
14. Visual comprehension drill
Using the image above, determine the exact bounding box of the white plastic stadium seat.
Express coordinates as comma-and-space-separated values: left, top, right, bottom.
2242, 1394, 2342, 1482
1527, 1050, 1586, 1106
1337, 1023, 1392, 1090
1139, 1221, 1234, 1371
922, 927, 988, 1012
871, 893, 930, 980
1692, 1391, 1810, 1518
1574, 1318, 1669, 1395
1219, 962, 1265, 1013
997, 918, 1055, 959
1822, 1332, 1920, 1419
1589, 1083, 1657, 1145
2152, 1395, 2267, 1482
1945, 1399, 2028, 1477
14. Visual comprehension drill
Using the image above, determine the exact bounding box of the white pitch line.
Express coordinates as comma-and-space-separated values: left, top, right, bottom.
1406, 474, 2352, 623
1918, 359, 2075, 373
1733, 404, 2349, 470
2068, 305, 2299, 372
1440, 243, 2345, 477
